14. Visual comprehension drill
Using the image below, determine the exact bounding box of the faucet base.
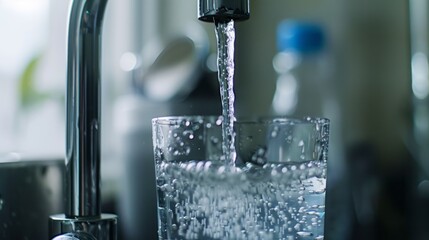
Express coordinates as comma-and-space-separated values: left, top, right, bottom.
49, 214, 117, 240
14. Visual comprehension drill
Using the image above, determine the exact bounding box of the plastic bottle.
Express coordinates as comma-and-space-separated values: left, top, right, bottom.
271, 20, 329, 117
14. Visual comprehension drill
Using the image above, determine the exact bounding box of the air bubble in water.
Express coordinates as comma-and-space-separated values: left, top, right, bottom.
297, 231, 313, 237
251, 147, 267, 165
294, 223, 301, 231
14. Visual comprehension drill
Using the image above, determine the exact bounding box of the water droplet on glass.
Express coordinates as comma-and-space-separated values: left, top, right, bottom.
210, 136, 220, 144
271, 130, 278, 138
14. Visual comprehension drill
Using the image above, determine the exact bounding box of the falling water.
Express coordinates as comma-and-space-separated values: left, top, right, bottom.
215, 20, 237, 166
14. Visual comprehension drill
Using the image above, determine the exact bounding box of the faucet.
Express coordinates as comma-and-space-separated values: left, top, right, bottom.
49, 0, 116, 239
49, 0, 250, 239
198, 0, 250, 23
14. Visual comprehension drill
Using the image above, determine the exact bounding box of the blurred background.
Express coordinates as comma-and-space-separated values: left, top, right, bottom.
1, 0, 428, 239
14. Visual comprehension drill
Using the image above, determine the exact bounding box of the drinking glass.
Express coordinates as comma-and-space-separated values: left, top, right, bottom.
153, 116, 329, 240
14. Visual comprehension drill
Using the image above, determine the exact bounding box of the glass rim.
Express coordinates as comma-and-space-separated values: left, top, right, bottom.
152, 115, 329, 126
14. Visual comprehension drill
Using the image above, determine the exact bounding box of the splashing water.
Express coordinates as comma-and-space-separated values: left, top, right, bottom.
215, 20, 237, 166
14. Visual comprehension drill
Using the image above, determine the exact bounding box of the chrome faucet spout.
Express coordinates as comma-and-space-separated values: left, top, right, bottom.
66, 0, 108, 218
50, 0, 117, 239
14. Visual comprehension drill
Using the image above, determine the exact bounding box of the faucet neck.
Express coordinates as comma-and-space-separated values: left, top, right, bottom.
65, 0, 108, 218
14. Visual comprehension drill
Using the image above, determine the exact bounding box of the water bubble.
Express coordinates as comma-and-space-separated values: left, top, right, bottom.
297, 231, 313, 237
204, 161, 212, 171
271, 169, 278, 176
196, 162, 205, 171
251, 147, 267, 165
0, 197, 3, 211
271, 127, 279, 138
293, 223, 301, 231
193, 123, 201, 131
307, 211, 317, 215
217, 166, 226, 174
186, 162, 196, 171
210, 136, 220, 144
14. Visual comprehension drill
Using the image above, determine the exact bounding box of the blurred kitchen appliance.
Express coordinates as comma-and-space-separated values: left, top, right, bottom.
0, 154, 64, 239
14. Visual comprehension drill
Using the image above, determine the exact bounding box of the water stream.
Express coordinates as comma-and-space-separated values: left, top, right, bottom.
215, 20, 237, 166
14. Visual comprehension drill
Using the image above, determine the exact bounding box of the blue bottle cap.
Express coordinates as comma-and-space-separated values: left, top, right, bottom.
277, 20, 325, 54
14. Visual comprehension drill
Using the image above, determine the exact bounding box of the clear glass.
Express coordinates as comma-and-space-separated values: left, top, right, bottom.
152, 116, 329, 240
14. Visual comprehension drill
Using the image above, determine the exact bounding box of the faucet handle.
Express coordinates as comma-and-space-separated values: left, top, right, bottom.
198, 0, 250, 23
